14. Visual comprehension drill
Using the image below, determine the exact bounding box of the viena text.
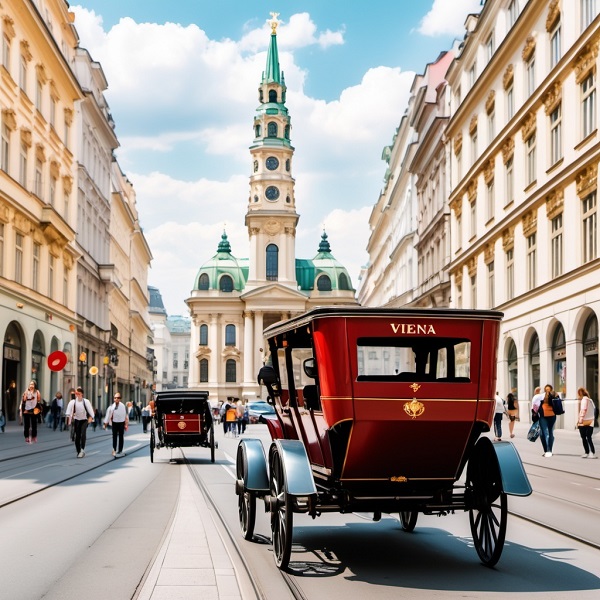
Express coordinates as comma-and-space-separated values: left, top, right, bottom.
390, 323, 437, 335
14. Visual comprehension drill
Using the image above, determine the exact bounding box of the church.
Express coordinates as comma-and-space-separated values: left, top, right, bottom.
185, 16, 357, 403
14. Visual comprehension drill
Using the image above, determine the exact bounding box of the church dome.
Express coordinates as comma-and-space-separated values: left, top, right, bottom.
311, 231, 355, 292
193, 232, 247, 292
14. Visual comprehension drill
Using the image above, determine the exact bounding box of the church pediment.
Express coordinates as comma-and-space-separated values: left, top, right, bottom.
241, 282, 307, 303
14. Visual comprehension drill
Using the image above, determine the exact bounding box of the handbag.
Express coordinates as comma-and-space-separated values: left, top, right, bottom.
527, 421, 541, 442
552, 396, 565, 415
579, 419, 593, 427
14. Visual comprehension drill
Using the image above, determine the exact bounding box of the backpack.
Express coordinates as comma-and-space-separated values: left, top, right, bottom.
551, 396, 564, 415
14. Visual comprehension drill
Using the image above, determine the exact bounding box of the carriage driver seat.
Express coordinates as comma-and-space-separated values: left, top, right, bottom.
303, 385, 320, 411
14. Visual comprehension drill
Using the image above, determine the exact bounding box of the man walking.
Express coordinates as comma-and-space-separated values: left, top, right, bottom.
65, 387, 94, 458
103, 393, 128, 457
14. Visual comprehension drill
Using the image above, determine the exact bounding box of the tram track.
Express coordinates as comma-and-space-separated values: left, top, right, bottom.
183, 450, 310, 600
0, 436, 150, 509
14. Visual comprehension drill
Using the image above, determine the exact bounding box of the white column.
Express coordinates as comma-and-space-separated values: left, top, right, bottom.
254, 311, 264, 374
209, 314, 219, 383
243, 311, 254, 383
189, 319, 200, 386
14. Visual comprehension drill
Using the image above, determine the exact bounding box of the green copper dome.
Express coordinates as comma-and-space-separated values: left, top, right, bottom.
193, 232, 248, 292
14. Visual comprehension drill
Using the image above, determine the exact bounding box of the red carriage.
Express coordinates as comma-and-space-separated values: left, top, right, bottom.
235, 307, 531, 570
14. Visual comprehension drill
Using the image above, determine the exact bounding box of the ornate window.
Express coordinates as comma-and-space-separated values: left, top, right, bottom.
581, 0, 598, 30
225, 324, 236, 346
198, 273, 209, 290
526, 233, 537, 290
266, 244, 278, 281
200, 359, 208, 382
199, 324, 208, 346
582, 73, 596, 138
582, 192, 597, 262
551, 214, 563, 277
338, 272, 350, 290
550, 104, 562, 165
219, 275, 234, 292
487, 261, 495, 307
506, 248, 514, 300
317, 274, 331, 291
526, 133, 536, 185
267, 122, 277, 137
225, 359, 236, 382
505, 157, 514, 206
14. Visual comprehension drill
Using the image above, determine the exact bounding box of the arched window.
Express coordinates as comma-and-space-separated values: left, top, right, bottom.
338, 272, 350, 290
199, 324, 208, 346
529, 333, 540, 391
552, 324, 566, 395
225, 324, 236, 346
219, 275, 234, 292
583, 313, 598, 414
267, 122, 277, 138
200, 358, 208, 382
269, 89, 277, 102
255, 124, 261, 137
317, 274, 332, 291
507, 339, 517, 395
226, 359, 237, 382
198, 273, 209, 290
284, 125, 290, 139
266, 244, 278, 281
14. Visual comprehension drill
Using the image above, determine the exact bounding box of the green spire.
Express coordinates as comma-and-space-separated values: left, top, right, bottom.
217, 231, 231, 253
263, 14, 281, 85
318, 231, 331, 253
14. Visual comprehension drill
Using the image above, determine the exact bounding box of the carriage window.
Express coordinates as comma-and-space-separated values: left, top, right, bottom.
356, 337, 471, 382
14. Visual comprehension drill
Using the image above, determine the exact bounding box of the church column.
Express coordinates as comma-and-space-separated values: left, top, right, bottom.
243, 311, 254, 383
253, 311, 264, 374
190, 319, 200, 385
286, 226, 295, 283
209, 314, 219, 383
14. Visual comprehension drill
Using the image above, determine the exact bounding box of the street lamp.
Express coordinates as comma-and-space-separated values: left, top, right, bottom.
78, 351, 87, 390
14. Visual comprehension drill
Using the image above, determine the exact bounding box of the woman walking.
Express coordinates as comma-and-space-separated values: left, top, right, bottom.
506, 392, 518, 438
533, 384, 559, 457
577, 387, 597, 459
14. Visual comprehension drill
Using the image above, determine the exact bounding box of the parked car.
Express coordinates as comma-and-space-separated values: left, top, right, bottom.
247, 400, 275, 423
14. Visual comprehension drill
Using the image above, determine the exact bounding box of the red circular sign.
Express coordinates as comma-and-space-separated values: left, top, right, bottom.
48, 351, 68, 372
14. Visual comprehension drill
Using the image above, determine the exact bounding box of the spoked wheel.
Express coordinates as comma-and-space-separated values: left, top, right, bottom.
399, 510, 418, 532
467, 439, 507, 567
209, 423, 216, 463
236, 445, 256, 540
150, 422, 155, 463
270, 448, 293, 570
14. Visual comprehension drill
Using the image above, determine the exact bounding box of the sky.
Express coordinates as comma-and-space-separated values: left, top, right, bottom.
70, 0, 483, 316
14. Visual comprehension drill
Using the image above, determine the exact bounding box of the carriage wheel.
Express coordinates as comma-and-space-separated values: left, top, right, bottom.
236, 446, 256, 540
399, 510, 418, 532
150, 423, 155, 463
210, 424, 215, 463
270, 448, 293, 570
467, 440, 507, 567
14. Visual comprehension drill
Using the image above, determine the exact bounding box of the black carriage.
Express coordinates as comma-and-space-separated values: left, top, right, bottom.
150, 390, 216, 463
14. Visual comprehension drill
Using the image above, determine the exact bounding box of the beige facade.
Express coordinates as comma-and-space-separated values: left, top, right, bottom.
1, 0, 82, 419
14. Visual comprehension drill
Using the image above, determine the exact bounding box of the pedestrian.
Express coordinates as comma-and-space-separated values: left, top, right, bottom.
141, 402, 152, 433
20, 381, 41, 444
0, 409, 5, 433
65, 387, 95, 458
506, 392, 519, 438
93, 407, 102, 431
226, 402, 238, 437
577, 387, 597, 459
493, 391, 506, 441
103, 392, 129, 457
220, 401, 230, 435
51, 392, 63, 431
532, 384, 558, 457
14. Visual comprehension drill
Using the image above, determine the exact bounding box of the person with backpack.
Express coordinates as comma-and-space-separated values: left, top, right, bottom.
65, 387, 94, 458
577, 387, 597, 459
51, 392, 63, 431
532, 384, 561, 457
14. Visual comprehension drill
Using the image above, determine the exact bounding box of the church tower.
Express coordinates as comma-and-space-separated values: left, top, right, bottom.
244, 13, 298, 291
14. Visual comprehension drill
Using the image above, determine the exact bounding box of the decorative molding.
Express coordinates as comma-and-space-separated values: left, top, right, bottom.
484, 243, 494, 264
50, 160, 60, 178
49, 80, 59, 99
469, 114, 478, 134
62, 175, 72, 195
545, 188, 564, 220
543, 81, 562, 115
20, 128, 32, 147
454, 132, 463, 155
574, 40, 600, 84
249, 227, 260, 235
454, 269, 463, 288
284, 226, 296, 235
64, 108, 73, 125
522, 35, 536, 62
502, 227, 515, 251
467, 256, 477, 277
503, 64, 514, 89
264, 220, 281, 235
2, 16, 15, 40
485, 90, 495, 115
35, 143, 46, 162
1, 108, 16, 130
451, 197, 462, 218
467, 180, 477, 202
13, 212, 31, 234
522, 210, 537, 237
501, 137, 515, 164
520, 113, 536, 141
35, 63, 48, 85
0, 202, 10, 223
576, 163, 598, 198
546, 0, 561, 33
483, 159, 495, 184
20, 40, 32, 62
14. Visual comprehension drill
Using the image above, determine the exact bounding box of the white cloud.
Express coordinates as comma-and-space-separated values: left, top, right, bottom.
418, 0, 482, 37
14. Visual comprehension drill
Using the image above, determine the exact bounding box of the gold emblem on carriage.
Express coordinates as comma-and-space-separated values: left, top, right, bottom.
390, 475, 408, 482
177, 421, 187, 429
409, 383, 421, 393
404, 398, 425, 419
